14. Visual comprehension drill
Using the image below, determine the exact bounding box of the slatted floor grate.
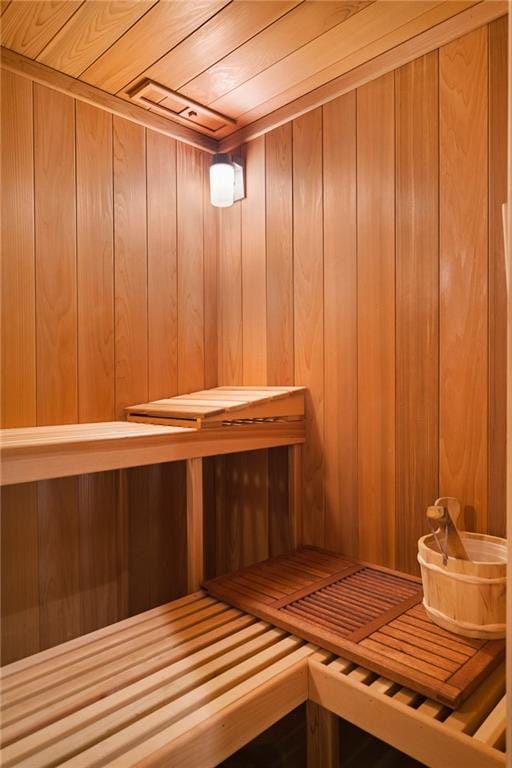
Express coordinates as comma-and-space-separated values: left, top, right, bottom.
203, 547, 505, 708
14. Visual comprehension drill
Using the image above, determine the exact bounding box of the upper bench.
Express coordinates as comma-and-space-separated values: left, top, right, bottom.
0, 386, 305, 486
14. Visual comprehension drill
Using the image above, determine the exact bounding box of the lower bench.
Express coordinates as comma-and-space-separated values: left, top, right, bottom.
0, 592, 506, 767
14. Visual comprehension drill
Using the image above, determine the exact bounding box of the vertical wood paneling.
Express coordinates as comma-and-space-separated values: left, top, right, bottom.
323, 92, 358, 558
147, 130, 177, 400
38, 478, 81, 649
0, 71, 39, 664
395, 52, 439, 574
0, 70, 35, 428
356, 72, 396, 567
177, 143, 205, 393
266, 123, 294, 387
240, 136, 268, 567
34, 83, 81, 651
488, 15, 508, 537
76, 101, 114, 422
440, 27, 488, 532
34, 84, 77, 425
203, 153, 218, 389
148, 463, 187, 604
113, 116, 148, 415
293, 107, 324, 547
1, 484, 39, 663
76, 101, 118, 635
218, 203, 243, 384
79, 472, 118, 633
242, 135, 267, 383
265, 124, 294, 557
113, 116, 150, 621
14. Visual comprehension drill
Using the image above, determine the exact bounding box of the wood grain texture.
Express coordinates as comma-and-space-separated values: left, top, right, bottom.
34, 84, 77, 425
113, 116, 148, 416
78, 472, 118, 633
395, 52, 439, 573
265, 123, 293, 387
356, 72, 396, 567
37, 477, 81, 649
81, 0, 229, 93
147, 130, 178, 400
37, 1, 157, 77
293, 108, 324, 548
177, 143, 205, 393
439, 27, 489, 533
1, 484, 39, 662
203, 153, 218, 389
0, 70, 35, 428
0, 0, 83, 58
76, 100, 114, 422
488, 15, 508, 537
140, 0, 299, 101
184, 0, 367, 107
242, 135, 267, 384
218, 203, 243, 385
322, 92, 358, 558
211, 1, 479, 124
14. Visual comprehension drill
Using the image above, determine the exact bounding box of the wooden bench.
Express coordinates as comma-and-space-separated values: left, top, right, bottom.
1, 592, 506, 768
0, 591, 318, 768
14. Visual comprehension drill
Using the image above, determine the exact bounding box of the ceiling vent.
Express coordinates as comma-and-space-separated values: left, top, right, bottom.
128, 80, 236, 133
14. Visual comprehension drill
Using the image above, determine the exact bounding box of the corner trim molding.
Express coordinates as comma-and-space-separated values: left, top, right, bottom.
219, 1, 508, 151
0, 47, 218, 154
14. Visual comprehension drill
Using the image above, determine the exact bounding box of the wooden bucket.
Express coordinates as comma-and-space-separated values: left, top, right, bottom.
417, 532, 506, 639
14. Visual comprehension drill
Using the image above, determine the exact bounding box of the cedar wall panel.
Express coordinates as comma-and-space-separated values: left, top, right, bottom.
1, 19, 508, 660
214, 20, 508, 576
0, 75, 214, 663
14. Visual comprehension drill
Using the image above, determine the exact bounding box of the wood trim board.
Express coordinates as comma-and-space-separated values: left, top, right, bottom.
219, 2, 508, 151
1, 3, 507, 154
0, 48, 217, 153
203, 547, 505, 708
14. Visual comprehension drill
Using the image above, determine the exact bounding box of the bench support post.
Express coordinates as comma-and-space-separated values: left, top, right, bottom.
306, 700, 340, 768
186, 457, 204, 592
288, 444, 302, 549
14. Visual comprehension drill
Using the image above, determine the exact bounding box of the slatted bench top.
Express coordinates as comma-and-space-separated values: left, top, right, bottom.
0, 386, 305, 485
1, 592, 505, 768
0, 591, 317, 768
309, 652, 506, 768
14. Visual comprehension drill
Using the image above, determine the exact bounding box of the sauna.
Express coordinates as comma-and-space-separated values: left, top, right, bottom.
0, 1, 511, 766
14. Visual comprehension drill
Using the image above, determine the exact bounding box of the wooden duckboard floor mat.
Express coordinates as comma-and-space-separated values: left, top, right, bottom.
203, 547, 505, 709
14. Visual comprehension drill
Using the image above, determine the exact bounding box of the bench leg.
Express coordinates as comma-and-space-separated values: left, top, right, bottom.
288, 444, 302, 549
307, 701, 340, 768
186, 457, 204, 592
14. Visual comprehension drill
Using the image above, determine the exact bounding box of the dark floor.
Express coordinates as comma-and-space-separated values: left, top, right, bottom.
218, 705, 426, 768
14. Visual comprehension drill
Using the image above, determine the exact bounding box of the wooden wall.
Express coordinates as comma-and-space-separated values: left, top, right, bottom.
1, 70, 217, 663
214, 18, 508, 576
1, 17, 508, 664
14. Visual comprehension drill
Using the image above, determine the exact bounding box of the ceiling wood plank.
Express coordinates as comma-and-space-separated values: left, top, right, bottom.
180, 0, 371, 107
37, 0, 158, 78
0, 48, 217, 153
219, 0, 507, 150
211, 0, 478, 119
81, 0, 230, 94
123, 0, 301, 100
1, 1, 84, 58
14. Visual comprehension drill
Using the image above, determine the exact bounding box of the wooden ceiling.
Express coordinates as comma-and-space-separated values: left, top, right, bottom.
0, 0, 500, 142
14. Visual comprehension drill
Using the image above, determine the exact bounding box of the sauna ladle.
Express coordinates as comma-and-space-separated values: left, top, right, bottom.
426, 496, 470, 565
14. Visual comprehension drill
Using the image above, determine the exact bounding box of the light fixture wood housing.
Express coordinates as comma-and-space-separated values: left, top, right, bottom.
128, 79, 237, 134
